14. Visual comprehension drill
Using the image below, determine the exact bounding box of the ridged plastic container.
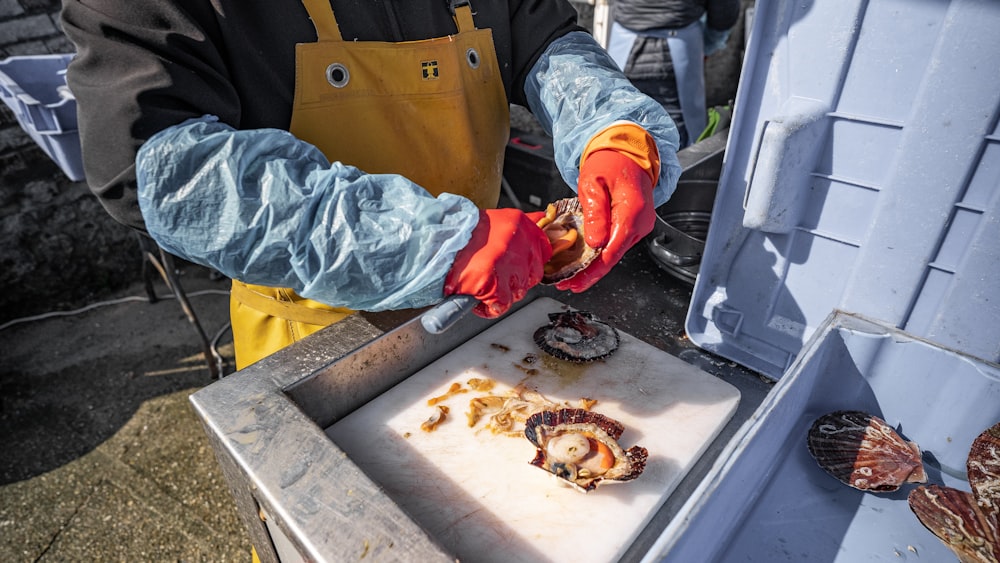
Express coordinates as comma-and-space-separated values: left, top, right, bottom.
653, 0, 1000, 560
648, 311, 1000, 561
686, 0, 1000, 380
0, 54, 84, 181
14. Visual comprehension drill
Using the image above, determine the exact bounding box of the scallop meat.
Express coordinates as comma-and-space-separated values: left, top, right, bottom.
535, 198, 600, 284
524, 408, 647, 493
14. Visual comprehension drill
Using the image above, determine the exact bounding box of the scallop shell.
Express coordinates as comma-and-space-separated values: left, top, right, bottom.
532, 310, 620, 363
524, 408, 647, 493
908, 484, 1000, 563
969, 422, 1000, 514
805, 410, 927, 492
537, 198, 600, 284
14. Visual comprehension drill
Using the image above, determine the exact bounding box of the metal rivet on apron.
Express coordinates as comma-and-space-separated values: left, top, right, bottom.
326, 63, 350, 88
466, 48, 480, 69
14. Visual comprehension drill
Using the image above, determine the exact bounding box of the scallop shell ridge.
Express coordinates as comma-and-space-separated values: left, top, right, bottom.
968, 421, 1000, 513
532, 311, 620, 363
805, 410, 926, 492
908, 484, 999, 563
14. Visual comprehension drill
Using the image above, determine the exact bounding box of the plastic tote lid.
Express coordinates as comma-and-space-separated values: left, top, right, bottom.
685, 0, 1000, 380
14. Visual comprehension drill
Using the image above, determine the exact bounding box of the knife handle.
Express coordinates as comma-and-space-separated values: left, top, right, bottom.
421, 295, 478, 334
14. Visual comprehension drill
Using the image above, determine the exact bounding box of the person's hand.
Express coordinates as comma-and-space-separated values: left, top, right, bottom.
556, 148, 655, 292
445, 208, 553, 318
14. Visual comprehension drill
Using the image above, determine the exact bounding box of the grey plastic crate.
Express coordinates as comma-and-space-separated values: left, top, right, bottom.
502, 129, 574, 211
686, 0, 1000, 380
0, 54, 84, 181
656, 0, 1000, 559
645, 311, 1000, 562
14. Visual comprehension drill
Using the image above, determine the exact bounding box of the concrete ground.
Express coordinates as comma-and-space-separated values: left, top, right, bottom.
1, 265, 250, 562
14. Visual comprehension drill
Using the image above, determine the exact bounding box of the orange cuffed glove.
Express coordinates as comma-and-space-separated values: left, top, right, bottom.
557, 124, 660, 293
444, 208, 553, 318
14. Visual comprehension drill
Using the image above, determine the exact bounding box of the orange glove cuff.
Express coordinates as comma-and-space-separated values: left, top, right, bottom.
580, 123, 661, 187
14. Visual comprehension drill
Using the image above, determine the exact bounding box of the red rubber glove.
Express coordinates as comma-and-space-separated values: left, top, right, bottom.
556, 148, 656, 292
445, 208, 553, 318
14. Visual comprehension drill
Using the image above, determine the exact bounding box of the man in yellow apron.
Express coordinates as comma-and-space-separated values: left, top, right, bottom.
228, 0, 530, 368
63, 0, 682, 370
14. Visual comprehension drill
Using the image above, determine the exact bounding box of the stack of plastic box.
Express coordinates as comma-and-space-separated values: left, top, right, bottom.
0, 54, 84, 181
502, 129, 574, 211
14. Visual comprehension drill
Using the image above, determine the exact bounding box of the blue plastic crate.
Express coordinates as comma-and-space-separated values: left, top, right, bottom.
645, 0, 1000, 560
0, 54, 84, 181
685, 0, 1000, 379
648, 311, 1000, 562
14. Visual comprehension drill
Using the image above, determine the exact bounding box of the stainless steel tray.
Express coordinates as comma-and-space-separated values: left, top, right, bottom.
191, 279, 769, 562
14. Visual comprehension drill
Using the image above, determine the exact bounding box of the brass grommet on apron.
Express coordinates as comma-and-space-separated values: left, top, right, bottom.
230, 0, 510, 370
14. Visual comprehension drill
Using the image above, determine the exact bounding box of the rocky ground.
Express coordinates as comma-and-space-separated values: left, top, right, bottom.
0, 153, 141, 325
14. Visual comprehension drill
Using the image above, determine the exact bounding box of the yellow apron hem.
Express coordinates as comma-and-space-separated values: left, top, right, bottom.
230, 280, 353, 326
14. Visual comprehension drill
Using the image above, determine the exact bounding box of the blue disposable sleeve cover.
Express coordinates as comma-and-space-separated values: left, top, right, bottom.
524, 31, 682, 207
135, 116, 479, 311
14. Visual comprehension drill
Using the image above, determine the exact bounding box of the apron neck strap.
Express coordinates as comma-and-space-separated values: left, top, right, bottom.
301, 0, 477, 43
301, 0, 343, 42
450, 1, 476, 33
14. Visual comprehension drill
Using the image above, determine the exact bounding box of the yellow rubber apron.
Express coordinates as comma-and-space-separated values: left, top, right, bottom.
231, 0, 510, 369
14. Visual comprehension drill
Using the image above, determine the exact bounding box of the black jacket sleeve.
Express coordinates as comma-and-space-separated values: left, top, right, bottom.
706, 0, 741, 32
61, 0, 250, 231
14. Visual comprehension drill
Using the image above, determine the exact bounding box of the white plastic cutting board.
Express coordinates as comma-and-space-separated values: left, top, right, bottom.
326, 297, 740, 562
